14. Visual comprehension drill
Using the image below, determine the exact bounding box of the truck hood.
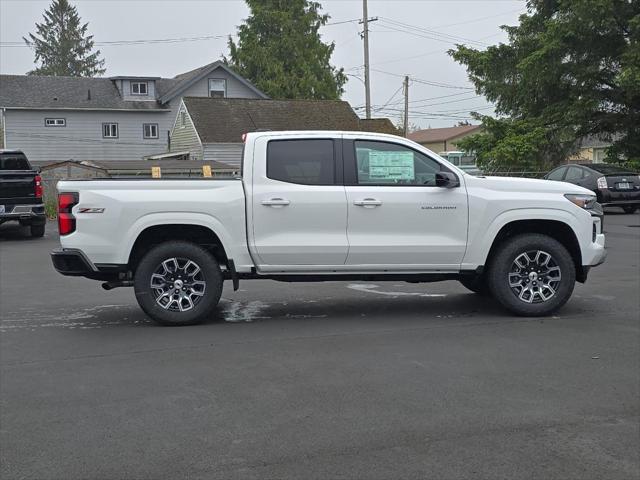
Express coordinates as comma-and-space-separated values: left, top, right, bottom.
467, 175, 595, 196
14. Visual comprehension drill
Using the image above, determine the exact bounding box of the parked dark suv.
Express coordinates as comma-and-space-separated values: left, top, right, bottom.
545, 163, 640, 214
0, 150, 47, 237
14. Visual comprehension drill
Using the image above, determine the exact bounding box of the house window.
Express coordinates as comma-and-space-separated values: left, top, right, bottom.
180, 111, 187, 128
143, 123, 159, 139
208, 79, 226, 98
45, 118, 66, 127
102, 123, 118, 138
131, 82, 148, 95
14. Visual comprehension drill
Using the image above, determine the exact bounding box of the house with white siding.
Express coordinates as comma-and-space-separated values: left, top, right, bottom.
170, 97, 400, 168
0, 61, 267, 163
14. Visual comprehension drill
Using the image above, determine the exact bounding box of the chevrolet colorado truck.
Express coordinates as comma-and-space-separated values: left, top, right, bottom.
50, 131, 606, 325
0, 149, 46, 237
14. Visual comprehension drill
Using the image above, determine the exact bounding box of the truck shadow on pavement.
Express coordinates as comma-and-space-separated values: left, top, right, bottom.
0, 292, 597, 333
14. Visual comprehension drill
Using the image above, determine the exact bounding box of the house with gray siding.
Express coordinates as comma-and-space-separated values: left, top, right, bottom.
0, 61, 267, 164
170, 97, 400, 167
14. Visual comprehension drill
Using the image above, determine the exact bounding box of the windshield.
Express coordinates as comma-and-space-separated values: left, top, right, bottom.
0, 153, 31, 171
587, 164, 636, 175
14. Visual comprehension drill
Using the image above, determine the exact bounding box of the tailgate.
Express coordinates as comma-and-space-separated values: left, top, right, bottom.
0, 171, 38, 205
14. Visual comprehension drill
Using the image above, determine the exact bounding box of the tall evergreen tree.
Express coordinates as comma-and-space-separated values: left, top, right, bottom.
450, 0, 639, 170
226, 0, 347, 99
24, 0, 106, 77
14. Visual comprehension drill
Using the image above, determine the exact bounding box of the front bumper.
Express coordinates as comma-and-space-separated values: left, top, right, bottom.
0, 203, 46, 224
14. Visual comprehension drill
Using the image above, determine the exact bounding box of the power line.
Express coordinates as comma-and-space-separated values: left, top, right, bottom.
1, 18, 364, 49
345, 10, 520, 70
370, 68, 474, 90
373, 83, 405, 112
2, 33, 229, 48
436, 8, 524, 28
355, 92, 481, 111
385, 94, 483, 109
378, 18, 489, 47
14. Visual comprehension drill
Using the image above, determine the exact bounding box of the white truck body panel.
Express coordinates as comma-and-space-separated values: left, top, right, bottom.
56, 130, 606, 276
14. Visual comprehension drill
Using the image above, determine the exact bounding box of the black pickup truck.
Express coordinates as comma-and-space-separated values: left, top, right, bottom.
0, 150, 46, 237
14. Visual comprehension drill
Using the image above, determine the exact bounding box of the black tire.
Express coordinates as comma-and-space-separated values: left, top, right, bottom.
488, 234, 575, 317
134, 241, 223, 326
622, 206, 638, 214
459, 275, 491, 296
30, 224, 45, 238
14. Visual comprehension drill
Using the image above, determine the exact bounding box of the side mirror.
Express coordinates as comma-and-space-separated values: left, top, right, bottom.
435, 171, 460, 188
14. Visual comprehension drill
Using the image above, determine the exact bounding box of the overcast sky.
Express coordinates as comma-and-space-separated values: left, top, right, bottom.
0, 0, 526, 128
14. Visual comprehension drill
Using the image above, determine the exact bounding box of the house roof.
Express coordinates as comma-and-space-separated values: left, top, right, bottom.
158, 60, 268, 103
408, 124, 482, 144
359, 118, 400, 135
182, 97, 398, 143
0, 75, 168, 111
0, 61, 267, 111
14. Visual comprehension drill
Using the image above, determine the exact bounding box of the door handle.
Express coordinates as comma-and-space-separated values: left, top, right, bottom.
262, 197, 290, 207
353, 198, 382, 207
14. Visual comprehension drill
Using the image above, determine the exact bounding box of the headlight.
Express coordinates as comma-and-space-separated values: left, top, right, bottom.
596, 176, 608, 189
565, 193, 597, 209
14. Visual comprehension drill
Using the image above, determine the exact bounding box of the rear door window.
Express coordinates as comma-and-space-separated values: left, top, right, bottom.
546, 167, 566, 181
267, 139, 335, 185
565, 167, 584, 181
0, 153, 31, 170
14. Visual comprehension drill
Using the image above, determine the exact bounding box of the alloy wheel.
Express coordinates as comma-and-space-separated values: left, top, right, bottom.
150, 257, 206, 312
508, 250, 562, 303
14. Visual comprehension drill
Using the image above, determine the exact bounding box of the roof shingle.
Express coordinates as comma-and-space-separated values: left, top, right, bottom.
0, 75, 168, 110
183, 97, 397, 143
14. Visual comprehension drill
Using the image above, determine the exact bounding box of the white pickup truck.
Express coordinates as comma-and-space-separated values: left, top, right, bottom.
51, 131, 606, 325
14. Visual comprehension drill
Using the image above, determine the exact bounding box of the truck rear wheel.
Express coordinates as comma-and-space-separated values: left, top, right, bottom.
134, 241, 223, 326
488, 234, 575, 317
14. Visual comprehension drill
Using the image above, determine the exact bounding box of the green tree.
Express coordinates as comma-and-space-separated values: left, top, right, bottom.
226, 0, 347, 99
24, 0, 105, 77
450, 0, 639, 171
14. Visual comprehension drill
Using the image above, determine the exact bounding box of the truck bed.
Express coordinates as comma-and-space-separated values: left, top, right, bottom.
56, 178, 249, 266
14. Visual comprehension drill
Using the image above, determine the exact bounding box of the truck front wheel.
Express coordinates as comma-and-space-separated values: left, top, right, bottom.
488, 234, 576, 316
134, 241, 223, 326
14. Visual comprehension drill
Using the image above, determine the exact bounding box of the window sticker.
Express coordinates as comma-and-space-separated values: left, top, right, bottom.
368, 151, 415, 181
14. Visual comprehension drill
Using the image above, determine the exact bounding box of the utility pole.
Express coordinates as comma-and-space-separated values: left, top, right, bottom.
360, 0, 377, 119
403, 75, 409, 137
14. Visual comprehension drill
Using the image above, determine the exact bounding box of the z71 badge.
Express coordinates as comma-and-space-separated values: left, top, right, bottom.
78, 207, 105, 214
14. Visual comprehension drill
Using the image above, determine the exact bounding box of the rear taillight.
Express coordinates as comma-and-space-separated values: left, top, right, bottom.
34, 175, 43, 198
596, 176, 608, 189
58, 192, 79, 235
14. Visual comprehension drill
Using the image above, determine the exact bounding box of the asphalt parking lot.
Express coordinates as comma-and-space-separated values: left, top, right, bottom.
1, 212, 639, 480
